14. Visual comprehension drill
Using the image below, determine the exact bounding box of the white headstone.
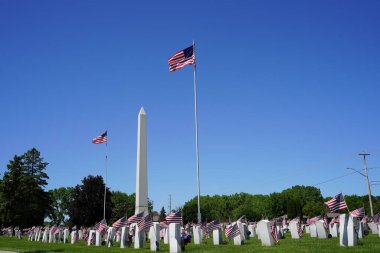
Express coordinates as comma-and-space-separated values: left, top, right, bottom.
316, 220, 328, 239
120, 227, 130, 248
149, 222, 160, 251
309, 224, 317, 237
248, 225, 255, 237
164, 228, 169, 244
106, 227, 115, 247
95, 231, 102, 246
212, 229, 222, 245
339, 214, 358, 247
134, 227, 144, 249
331, 223, 339, 237
78, 230, 83, 240
233, 233, 243, 245
289, 221, 300, 239
305, 225, 310, 234
42, 229, 48, 242
358, 222, 364, 239
87, 230, 95, 246
368, 222, 378, 234
49, 230, 54, 243
36, 229, 42, 241
193, 226, 202, 245
135, 107, 149, 215
257, 220, 274, 246
169, 223, 181, 253
71, 231, 77, 244
63, 229, 69, 243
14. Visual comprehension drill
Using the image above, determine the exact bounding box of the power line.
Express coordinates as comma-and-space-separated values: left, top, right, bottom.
313, 172, 357, 186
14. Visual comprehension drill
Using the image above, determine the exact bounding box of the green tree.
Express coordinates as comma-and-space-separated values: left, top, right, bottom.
0, 149, 51, 228
159, 207, 166, 221
68, 175, 113, 227
110, 191, 135, 224
48, 187, 73, 226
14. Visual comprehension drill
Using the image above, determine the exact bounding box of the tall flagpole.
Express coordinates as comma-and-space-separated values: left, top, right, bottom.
103, 140, 108, 220
193, 40, 202, 224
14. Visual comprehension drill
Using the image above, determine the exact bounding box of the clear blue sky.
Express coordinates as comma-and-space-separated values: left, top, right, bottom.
1, 0, 380, 213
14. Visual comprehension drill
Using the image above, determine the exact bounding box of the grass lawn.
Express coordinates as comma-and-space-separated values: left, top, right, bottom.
1, 233, 380, 253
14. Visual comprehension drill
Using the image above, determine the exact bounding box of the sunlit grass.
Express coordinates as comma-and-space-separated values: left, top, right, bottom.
1, 233, 379, 253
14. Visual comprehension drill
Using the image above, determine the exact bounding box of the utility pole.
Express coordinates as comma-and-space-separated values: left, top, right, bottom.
359, 151, 374, 217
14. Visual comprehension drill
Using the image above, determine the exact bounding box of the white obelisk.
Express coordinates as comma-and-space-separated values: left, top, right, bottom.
135, 107, 148, 215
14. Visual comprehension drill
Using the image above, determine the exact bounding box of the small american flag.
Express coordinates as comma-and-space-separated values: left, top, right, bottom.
225, 223, 240, 239
308, 215, 321, 224
168, 45, 195, 72
159, 222, 169, 229
324, 193, 348, 212
323, 216, 329, 229
297, 222, 303, 238
94, 219, 108, 232
206, 220, 221, 234
127, 211, 144, 224
92, 131, 108, 144
271, 222, 279, 243
350, 207, 365, 218
361, 216, 367, 224
165, 211, 182, 224
371, 212, 380, 223
112, 216, 128, 229
329, 217, 339, 225
137, 214, 153, 232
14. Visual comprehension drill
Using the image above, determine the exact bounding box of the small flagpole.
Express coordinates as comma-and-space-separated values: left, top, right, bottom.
343, 192, 350, 213
192, 40, 202, 225
104, 139, 108, 220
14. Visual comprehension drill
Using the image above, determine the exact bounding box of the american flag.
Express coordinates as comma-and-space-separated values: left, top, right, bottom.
206, 220, 221, 234
271, 222, 279, 243
94, 219, 108, 232
127, 211, 145, 224
159, 221, 169, 229
361, 216, 367, 224
329, 217, 339, 225
371, 212, 380, 224
308, 215, 321, 224
137, 214, 153, 232
165, 211, 182, 224
168, 45, 195, 72
323, 216, 329, 229
92, 131, 108, 144
324, 193, 348, 212
297, 222, 303, 238
225, 223, 240, 239
112, 216, 128, 228
350, 207, 365, 218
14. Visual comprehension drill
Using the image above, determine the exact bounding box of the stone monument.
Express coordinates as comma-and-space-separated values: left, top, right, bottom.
135, 107, 149, 215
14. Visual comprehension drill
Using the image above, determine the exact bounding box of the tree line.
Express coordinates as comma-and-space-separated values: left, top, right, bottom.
1, 148, 378, 228
181, 187, 380, 224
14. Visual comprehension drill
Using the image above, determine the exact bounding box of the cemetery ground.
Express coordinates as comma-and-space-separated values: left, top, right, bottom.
1, 234, 380, 253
